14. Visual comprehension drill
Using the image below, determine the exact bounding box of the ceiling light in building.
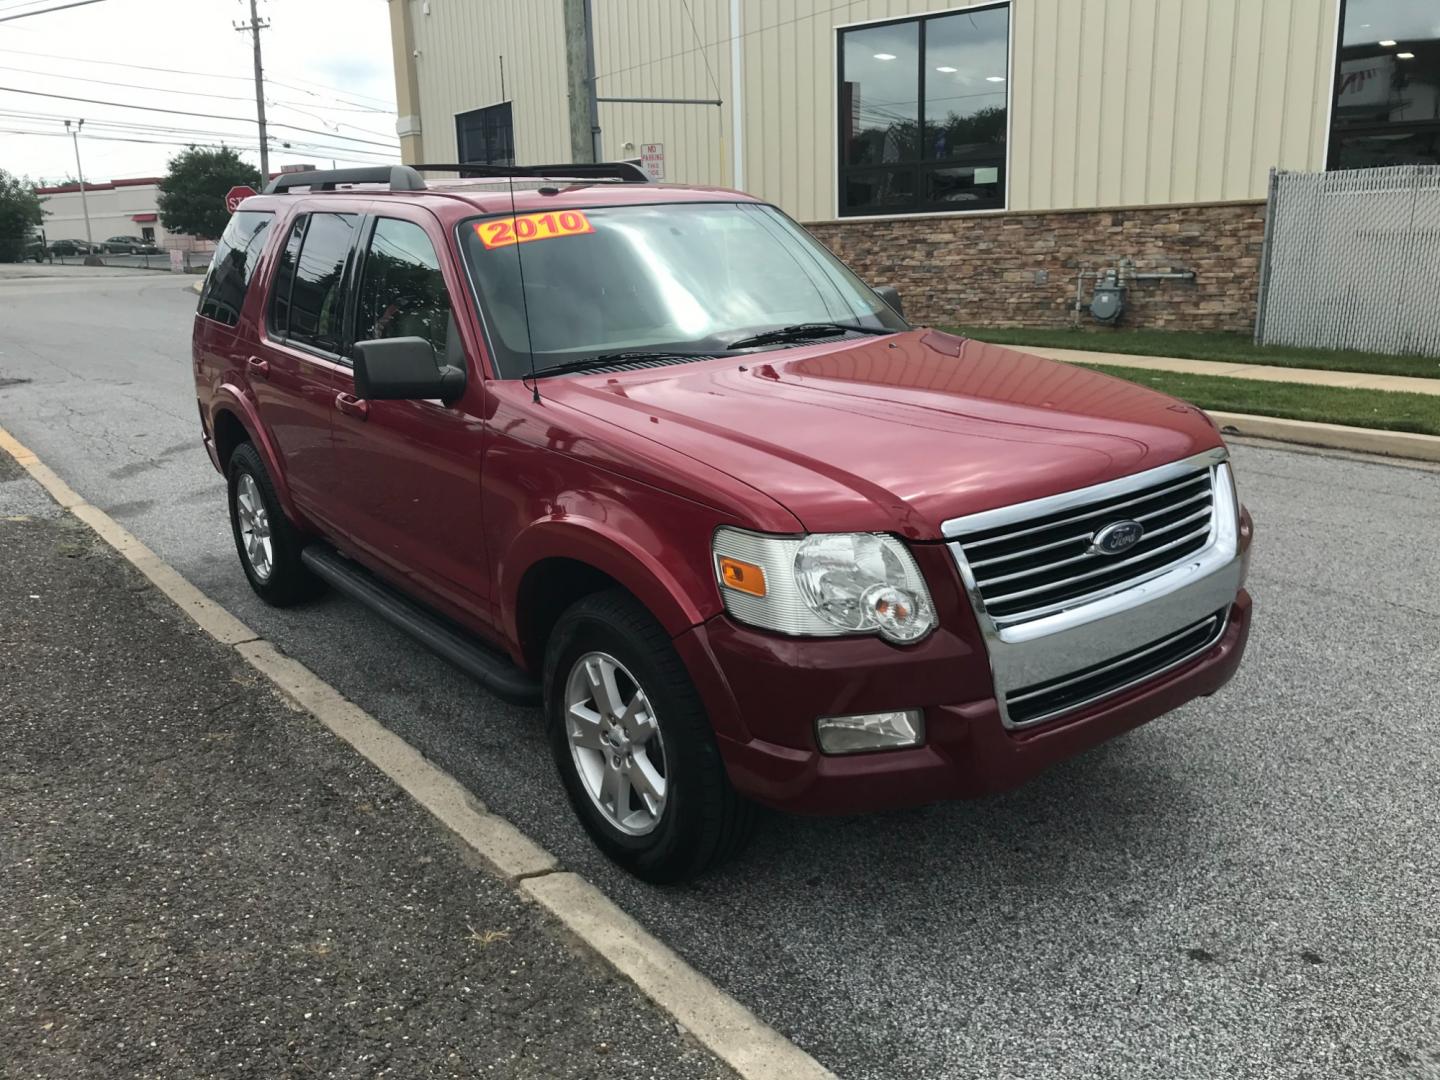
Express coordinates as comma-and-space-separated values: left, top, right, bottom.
873, 53, 897, 60
935, 66, 958, 73
985, 75, 1006, 82
1397, 51, 1416, 59
1379, 39, 1398, 46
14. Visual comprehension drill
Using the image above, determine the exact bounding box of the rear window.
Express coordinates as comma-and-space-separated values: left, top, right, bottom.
198, 210, 274, 327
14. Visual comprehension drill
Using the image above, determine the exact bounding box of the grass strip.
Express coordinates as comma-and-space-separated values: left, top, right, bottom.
1081, 363, 1440, 438
943, 326, 1440, 381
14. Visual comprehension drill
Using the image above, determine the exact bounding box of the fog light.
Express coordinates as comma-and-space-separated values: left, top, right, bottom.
816, 710, 924, 755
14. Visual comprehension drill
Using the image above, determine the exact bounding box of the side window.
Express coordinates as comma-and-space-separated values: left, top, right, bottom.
354, 218, 458, 365
198, 210, 274, 327
270, 214, 306, 336
271, 212, 359, 353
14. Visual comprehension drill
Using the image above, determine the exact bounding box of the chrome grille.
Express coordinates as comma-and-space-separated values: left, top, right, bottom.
1004, 610, 1227, 727
951, 465, 1217, 624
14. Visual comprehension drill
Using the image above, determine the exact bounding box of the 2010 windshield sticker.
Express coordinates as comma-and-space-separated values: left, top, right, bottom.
475, 210, 595, 250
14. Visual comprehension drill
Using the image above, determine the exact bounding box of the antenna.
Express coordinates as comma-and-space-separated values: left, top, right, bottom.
506, 172, 541, 404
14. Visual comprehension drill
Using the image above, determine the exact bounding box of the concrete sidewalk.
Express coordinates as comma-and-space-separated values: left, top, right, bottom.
0, 454, 730, 1080
1022, 345, 1440, 397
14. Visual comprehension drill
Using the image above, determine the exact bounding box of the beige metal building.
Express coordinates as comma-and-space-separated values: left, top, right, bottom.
387, 0, 1439, 331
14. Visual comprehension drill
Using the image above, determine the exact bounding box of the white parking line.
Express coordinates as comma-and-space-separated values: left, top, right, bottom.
0, 421, 837, 1080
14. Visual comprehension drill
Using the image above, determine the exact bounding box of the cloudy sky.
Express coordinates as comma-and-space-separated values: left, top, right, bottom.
0, 0, 397, 185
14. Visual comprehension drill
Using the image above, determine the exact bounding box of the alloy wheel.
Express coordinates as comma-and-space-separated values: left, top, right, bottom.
563, 651, 669, 836
235, 472, 274, 581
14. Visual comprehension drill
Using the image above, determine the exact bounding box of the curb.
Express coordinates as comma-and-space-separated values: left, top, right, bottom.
0, 422, 837, 1080
1207, 410, 1440, 464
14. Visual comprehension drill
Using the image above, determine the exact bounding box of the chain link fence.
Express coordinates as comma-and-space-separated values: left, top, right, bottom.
1256, 165, 1440, 358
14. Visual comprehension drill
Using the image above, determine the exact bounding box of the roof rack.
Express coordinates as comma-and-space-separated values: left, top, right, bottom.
262, 160, 650, 195
264, 165, 426, 194
413, 161, 650, 183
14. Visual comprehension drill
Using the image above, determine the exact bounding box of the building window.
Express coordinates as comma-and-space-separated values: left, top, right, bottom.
1330, 0, 1440, 169
456, 102, 515, 166
837, 3, 1009, 217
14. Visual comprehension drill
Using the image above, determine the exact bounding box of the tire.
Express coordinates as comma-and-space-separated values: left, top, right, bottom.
545, 589, 757, 883
226, 442, 323, 606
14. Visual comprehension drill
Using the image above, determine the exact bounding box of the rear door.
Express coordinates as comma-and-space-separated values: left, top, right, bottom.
325, 207, 493, 619
250, 208, 362, 531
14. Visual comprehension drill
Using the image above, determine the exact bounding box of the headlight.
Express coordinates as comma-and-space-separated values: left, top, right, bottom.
712, 527, 936, 643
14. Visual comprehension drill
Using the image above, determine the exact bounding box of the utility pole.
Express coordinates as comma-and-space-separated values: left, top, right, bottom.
63, 119, 93, 246
562, 0, 599, 162
234, 0, 271, 178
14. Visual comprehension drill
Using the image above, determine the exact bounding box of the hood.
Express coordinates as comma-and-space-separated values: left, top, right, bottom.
543, 330, 1223, 539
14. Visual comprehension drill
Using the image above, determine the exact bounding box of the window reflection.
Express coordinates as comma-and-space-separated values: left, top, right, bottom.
838, 5, 1010, 216
1331, 0, 1440, 167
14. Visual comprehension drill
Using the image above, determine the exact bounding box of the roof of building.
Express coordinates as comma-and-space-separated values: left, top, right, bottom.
34, 176, 163, 195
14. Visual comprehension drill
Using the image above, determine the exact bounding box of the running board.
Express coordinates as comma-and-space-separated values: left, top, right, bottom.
300, 544, 540, 706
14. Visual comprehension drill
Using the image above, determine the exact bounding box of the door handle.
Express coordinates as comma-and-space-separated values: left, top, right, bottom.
246, 356, 270, 379
334, 392, 369, 420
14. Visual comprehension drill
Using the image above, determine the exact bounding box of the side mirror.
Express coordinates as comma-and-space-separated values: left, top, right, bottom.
874, 285, 904, 319
353, 337, 465, 404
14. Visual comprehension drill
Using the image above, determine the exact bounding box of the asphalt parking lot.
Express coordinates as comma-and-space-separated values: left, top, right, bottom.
1, 270, 1437, 1079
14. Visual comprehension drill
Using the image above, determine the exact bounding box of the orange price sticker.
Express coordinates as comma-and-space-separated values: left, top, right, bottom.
475, 210, 595, 250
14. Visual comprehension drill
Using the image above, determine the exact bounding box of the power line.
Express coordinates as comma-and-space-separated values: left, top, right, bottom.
0, 62, 398, 134
0, 0, 108, 24
0, 111, 401, 162
0, 45, 397, 110
594, 0, 863, 87
0, 85, 400, 148
5, 126, 400, 165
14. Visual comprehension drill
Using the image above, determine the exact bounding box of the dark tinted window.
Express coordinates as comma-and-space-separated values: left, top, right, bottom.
270, 216, 305, 336
838, 5, 1009, 216
1330, 0, 1440, 168
456, 102, 515, 165
198, 210, 273, 326
355, 218, 459, 365
271, 212, 358, 352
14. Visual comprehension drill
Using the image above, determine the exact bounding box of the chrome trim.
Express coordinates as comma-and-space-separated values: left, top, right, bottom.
1004, 612, 1227, 727
984, 512, 1209, 593
943, 448, 1227, 539
944, 450, 1243, 730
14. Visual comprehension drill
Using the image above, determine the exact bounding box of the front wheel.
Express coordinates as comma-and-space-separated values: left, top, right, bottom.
227, 442, 323, 606
545, 590, 756, 883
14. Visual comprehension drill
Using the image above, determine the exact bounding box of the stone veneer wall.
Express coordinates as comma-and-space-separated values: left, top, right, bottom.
805, 201, 1268, 334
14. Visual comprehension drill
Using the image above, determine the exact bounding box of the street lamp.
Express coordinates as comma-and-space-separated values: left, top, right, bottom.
63, 119, 94, 248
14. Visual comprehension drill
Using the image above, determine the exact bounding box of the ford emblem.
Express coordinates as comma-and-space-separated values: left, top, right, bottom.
1091, 520, 1145, 556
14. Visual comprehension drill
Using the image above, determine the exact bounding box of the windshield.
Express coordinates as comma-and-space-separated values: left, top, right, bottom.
458, 201, 907, 377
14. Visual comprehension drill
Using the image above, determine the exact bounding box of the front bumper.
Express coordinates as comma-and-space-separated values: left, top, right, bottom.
673, 487, 1254, 815
683, 591, 1249, 814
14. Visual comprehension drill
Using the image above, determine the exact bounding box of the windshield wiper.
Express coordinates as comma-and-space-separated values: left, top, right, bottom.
726, 322, 896, 350
534, 351, 718, 378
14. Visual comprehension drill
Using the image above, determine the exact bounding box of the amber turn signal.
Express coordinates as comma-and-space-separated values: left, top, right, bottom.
717, 556, 767, 597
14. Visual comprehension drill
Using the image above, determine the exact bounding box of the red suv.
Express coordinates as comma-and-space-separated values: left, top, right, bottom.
193, 163, 1253, 882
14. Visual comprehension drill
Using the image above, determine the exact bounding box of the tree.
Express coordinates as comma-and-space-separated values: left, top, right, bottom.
157, 146, 260, 242
0, 169, 45, 262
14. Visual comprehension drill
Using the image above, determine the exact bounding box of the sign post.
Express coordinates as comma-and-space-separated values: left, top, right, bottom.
224, 185, 259, 213
640, 143, 665, 182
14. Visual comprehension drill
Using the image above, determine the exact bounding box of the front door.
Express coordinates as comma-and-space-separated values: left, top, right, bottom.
250, 209, 361, 532
326, 210, 492, 621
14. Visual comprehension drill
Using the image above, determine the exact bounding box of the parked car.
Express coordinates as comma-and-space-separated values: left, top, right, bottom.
192, 164, 1254, 882
48, 238, 100, 256
103, 234, 160, 254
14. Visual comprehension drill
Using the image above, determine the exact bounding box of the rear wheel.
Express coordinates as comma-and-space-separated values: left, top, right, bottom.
227, 442, 322, 606
545, 590, 756, 883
